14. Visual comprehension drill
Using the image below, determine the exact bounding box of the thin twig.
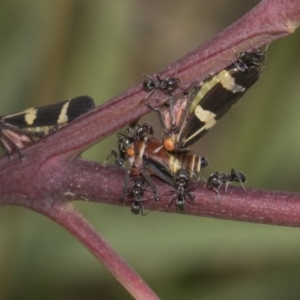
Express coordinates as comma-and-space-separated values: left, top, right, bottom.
45, 202, 159, 300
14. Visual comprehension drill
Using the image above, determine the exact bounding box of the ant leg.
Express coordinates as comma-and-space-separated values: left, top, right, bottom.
139, 168, 159, 201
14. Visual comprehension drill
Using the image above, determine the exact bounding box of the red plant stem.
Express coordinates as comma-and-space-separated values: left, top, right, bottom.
6, 157, 299, 227
38, 159, 300, 228
42, 202, 159, 300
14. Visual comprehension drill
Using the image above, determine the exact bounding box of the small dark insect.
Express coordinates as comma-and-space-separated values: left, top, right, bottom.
107, 123, 153, 167
117, 124, 160, 202
129, 176, 149, 216
207, 168, 246, 193
142, 73, 181, 103
166, 169, 196, 213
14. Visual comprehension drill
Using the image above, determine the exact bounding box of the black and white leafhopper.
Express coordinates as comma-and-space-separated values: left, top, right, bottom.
0, 95, 95, 160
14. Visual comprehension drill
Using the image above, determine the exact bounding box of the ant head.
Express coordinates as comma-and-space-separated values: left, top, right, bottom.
238, 50, 265, 68
118, 135, 134, 154
207, 172, 223, 189
134, 123, 153, 140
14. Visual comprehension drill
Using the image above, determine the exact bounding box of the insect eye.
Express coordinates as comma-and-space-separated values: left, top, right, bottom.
126, 147, 135, 157
163, 138, 175, 151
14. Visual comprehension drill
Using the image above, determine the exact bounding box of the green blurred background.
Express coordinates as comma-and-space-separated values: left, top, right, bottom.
1, 1, 300, 299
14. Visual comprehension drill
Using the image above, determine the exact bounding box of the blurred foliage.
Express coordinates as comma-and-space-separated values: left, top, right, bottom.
1, 0, 300, 299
